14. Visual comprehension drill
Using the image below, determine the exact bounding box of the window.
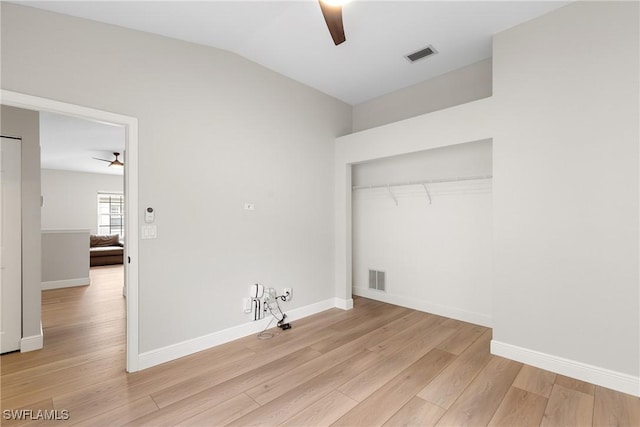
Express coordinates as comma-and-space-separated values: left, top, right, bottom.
98, 192, 124, 238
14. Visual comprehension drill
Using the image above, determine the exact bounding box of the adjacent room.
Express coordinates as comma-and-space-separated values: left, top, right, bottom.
40, 111, 126, 285
1, 0, 638, 425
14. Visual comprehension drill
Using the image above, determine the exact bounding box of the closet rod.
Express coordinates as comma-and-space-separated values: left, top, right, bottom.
352, 174, 493, 191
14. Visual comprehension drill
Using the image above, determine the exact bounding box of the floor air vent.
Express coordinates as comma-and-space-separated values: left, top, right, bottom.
368, 269, 386, 291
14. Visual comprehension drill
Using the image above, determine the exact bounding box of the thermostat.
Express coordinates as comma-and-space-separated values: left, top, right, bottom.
145, 207, 154, 223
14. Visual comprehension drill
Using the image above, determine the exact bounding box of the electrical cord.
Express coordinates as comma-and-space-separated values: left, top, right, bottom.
256, 287, 291, 339
257, 316, 276, 340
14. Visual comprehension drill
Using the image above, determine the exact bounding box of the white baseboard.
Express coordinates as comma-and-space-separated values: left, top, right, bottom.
42, 277, 90, 290
334, 297, 353, 310
21, 322, 43, 352
353, 286, 491, 327
491, 340, 639, 397
138, 298, 337, 370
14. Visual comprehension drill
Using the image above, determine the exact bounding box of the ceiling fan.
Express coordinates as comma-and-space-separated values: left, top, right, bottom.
93, 152, 124, 168
318, 0, 348, 45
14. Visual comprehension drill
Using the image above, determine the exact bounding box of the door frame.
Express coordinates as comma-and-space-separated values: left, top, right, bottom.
1, 90, 140, 372
0, 136, 23, 353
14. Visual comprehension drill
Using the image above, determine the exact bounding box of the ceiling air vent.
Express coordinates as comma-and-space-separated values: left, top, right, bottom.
405, 45, 438, 63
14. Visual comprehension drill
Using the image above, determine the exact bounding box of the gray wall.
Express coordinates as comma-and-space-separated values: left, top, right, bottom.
0, 105, 42, 341
41, 169, 123, 235
352, 59, 492, 132
1, 3, 352, 353
492, 1, 639, 376
41, 230, 90, 287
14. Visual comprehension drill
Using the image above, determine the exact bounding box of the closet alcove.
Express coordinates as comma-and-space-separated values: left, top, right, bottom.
351, 139, 493, 326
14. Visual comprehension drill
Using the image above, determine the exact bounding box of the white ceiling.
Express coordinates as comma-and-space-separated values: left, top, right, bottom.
40, 112, 125, 176
22, 0, 570, 105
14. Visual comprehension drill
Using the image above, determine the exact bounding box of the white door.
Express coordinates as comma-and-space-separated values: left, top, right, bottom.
1, 136, 22, 353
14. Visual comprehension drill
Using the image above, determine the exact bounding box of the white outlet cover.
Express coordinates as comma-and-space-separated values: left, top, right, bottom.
244, 203, 255, 211
243, 297, 252, 313
141, 225, 157, 239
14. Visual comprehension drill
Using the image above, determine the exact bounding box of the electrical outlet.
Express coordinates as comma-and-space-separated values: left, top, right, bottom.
283, 288, 292, 301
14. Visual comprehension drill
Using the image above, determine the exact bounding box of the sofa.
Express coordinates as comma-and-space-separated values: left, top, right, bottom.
90, 234, 124, 266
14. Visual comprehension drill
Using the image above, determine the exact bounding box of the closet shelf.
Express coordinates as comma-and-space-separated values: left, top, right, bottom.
351, 174, 493, 191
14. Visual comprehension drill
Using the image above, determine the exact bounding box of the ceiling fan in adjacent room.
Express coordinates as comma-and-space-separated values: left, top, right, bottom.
318, 0, 349, 45
93, 152, 124, 168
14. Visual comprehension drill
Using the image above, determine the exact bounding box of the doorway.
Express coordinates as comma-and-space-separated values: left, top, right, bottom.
1, 90, 140, 372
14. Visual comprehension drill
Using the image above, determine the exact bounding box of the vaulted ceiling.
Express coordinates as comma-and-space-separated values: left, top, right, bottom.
22, 1, 569, 105
27, 1, 570, 175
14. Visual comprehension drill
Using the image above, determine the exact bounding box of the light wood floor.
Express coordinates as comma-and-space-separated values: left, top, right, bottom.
2, 265, 639, 426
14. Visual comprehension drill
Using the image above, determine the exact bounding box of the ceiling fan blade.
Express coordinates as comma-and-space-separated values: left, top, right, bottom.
318, 1, 346, 46
93, 152, 124, 168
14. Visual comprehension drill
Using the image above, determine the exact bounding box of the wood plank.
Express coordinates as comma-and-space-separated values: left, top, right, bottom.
417, 329, 492, 409
280, 390, 359, 427
435, 321, 487, 355
593, 386, 640, 427
382, 397, 445, 427
228, 349, 383, 427
333, 349, 455, 427
177, 393, 259, 427
488, 387, 548, 427
339, 319, 457, 402
128, 347, 320, 426
339, 310, 439, 357
3, 351, 126, 406
69, 396, 158, 427
512, 365, 556, 398
1, 345, 123, 385
243, 309, 353, 354
310, 304, 412, 354
245, 316, 406, 405
50, 347, 259, 424
554, 374, 595, 396
435, 356, 522, 426
40, 330, 257, 423
151, 346, 321, 408
366, 312, 444, 356
541, 384, 594, 427
123, 386, 231, 426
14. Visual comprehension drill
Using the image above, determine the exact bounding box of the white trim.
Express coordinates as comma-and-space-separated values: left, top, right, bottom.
42, 278, 90, 290
41, 228, 91, 234
334, 297, 353, 310
124, 116, 139, 372
491, 340, 640, 397
138, 298, 337, 370
20, 322, 43, 352
1, 90, 140, 373
353, 286, 492, 328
